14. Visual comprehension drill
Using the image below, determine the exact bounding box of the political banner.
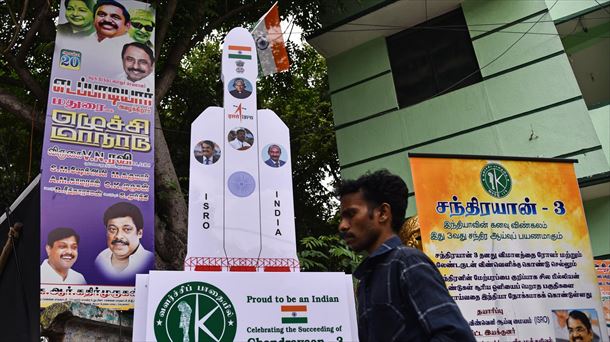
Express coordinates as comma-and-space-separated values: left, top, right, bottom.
143, 271, 357, 341
410, 154, 608, 341
40, 0, 156, 309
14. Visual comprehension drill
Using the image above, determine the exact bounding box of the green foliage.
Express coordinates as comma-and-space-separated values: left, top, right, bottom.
258, 42, 339, 240
162, 40, 340, 241
298, 234, 363, 273
0, 111, 41, 209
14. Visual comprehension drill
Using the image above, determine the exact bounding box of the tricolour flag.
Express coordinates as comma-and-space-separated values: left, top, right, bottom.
228, 45, 252, 60
251, 2, 289, 76
281, 305, 308, 324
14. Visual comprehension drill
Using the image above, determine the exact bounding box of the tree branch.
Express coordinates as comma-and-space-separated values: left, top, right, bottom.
153, 107, 187, 270
1, 0, 29, 54
3, 54, 47, 103
0, 76, 24, 88
154, 0, 177, 60
0, 88, 44, 130
17, 0, 50, 62
155, 1, 265, 104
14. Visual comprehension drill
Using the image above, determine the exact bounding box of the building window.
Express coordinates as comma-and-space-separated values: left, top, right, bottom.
387, 8, 482, 109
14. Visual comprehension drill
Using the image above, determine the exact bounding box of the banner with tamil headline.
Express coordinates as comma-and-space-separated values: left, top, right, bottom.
410, 154, 608, 341
40, 0, 155, 309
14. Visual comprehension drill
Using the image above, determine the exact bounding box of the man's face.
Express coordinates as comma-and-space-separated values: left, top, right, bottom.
269, 146, 281, 161
568, 317, 593, 342
128, 18, 154, 43
66, 0, 93, 28
339, 191, 382, 253
46, 236, 78, 272
234, 81, 245, 92
94, 5, 129, 39
201, 143, 214, 158
237, 130, 246, 141
106, 216, 142, 260
122, 46, 153, 82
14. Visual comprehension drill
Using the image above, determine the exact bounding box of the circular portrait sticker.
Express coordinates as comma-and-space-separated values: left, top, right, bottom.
228, 77, 252, 99
194, 140, 221, 165
262, 144, 287, 168
227, 127, 254, 151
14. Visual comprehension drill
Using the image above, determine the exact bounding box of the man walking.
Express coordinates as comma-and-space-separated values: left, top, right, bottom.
337, 170, 475, 341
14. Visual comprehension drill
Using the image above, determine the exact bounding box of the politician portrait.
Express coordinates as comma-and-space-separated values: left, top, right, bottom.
95, 202, 154, 281
57, 0, 96, 37
128, 8, 155, 48
263, 144, 286, 168
228, 78, 252, 99
41, 227, 87, 284
194, 140, 220, 165
119, 42, 154, 89
228, 127, 254, 151
553, 309, 602, 342
93, 0, 131, 42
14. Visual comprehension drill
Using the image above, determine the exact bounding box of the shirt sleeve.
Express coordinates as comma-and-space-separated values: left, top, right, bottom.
399, 251, 476, 341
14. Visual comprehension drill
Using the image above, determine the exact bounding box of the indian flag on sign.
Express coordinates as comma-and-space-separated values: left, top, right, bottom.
281, 305, 307, 324
228, 45, 252, 60
251, 2, 289, 76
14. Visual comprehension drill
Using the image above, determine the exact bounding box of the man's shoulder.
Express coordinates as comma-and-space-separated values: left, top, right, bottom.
388, 245, 434, 266
69, 268, 87, 283
95, 248, 112, 261
135, 245, 154, 260
140, 245, 153, 256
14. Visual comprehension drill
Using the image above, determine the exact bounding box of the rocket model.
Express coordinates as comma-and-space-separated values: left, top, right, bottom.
185, 28, 298, 271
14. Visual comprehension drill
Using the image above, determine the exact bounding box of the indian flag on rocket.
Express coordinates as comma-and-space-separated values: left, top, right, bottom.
281, 305, 308, 324
228, 45, 252, 60
251, 2, 289, 76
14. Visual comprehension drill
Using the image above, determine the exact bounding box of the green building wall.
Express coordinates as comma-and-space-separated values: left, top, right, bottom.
584, 196, 610, 257
322, 0, 610, 254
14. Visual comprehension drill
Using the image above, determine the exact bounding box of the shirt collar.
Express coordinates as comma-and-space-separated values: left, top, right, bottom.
353, 235, 402, 279
369, 235, 402, 258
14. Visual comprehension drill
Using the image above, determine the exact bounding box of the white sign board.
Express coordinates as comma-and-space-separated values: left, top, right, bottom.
143, 271, 357, 341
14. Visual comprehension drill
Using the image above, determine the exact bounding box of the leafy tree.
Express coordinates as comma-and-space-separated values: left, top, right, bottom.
298, 234, 362, 273
0, 0, 343, 269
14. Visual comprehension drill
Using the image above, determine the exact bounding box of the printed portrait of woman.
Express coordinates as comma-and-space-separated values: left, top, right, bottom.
57, 0, 96, 37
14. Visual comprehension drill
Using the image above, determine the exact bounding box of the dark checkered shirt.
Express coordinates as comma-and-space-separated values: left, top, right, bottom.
353, 236, 475, 341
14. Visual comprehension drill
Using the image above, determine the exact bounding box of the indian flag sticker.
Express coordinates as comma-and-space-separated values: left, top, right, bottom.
228, 45, 252, 60
281, 305, 308, 324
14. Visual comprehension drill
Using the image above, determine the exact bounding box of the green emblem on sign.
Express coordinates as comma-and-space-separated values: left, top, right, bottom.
480, 163, 512, 198
154, 281, 237, 342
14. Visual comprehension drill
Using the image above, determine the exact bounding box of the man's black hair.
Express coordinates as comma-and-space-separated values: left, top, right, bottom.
47, 227, 80, 247
336, 169, 408, 232
236, 128, 245, 134
567, 310, 592, 332
202, 140, 214, 148
65, 0, 96, 11
103, 202, 144, 230
121, 42, 155, 64
94, 0, 130, 22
